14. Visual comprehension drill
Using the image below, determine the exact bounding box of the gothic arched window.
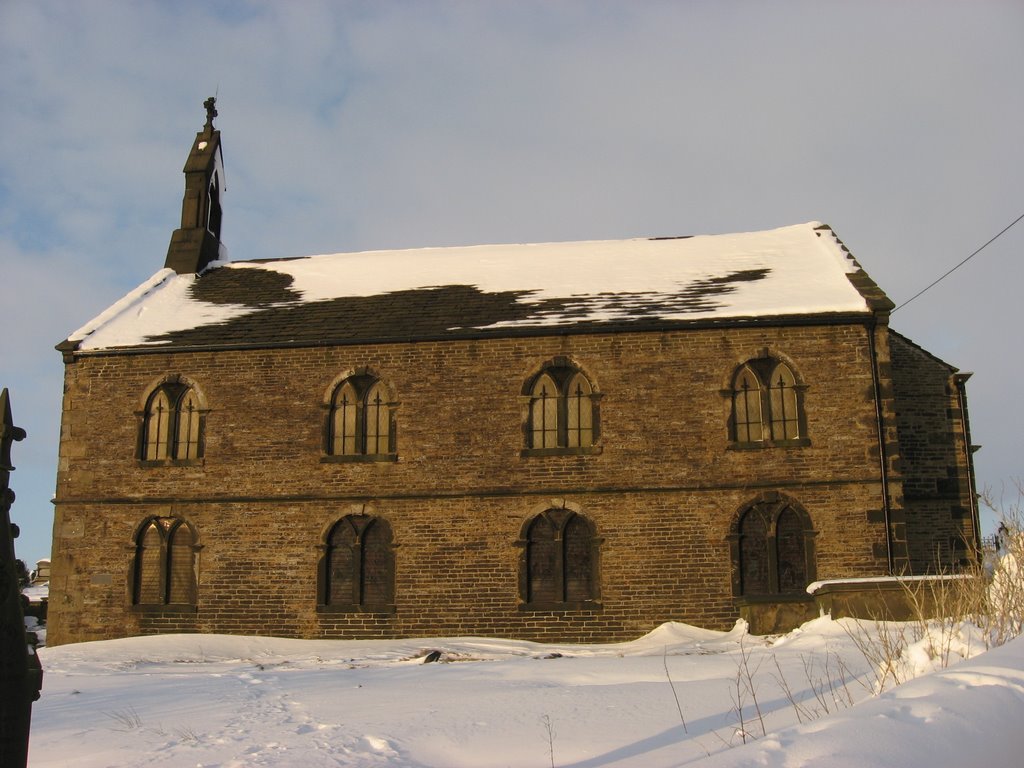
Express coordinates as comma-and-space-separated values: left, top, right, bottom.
523, 360, 599, 455
521, 508, 600, 608
730, 495, 815, 597
318, 514, 395, 612
132, 517, 198, 607
326, 373, 395, 459
141, 381, 204, 462
729, 357, 807, 447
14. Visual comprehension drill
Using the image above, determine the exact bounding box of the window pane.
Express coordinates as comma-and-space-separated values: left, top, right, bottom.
768, 364, 800, 440
332, 383, 359, 455
364, 382, 389, 455
738, 507, 770, 595
566, 374, 593, 448
135, 521, 163, 604
327, 519, 357, 604
144, 391, 171, 460
531, 375, 559, 449
175, 389, 201, 459
733, 368, 762, 443
167, 522, 196, 604
564, 514, 595, 601
361, 518, 393, 607
775, 507, 807, 593
527, 515, 557, 603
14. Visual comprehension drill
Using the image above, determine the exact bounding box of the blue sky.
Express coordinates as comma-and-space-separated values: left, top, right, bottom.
2, 0, 1023, 566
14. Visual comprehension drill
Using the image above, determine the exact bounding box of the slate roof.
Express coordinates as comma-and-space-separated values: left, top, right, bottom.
62, 222, 893, 355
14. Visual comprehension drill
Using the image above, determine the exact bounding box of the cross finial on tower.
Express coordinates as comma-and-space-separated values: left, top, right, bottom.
203, 96, 218, 130
163, 99, 226, 274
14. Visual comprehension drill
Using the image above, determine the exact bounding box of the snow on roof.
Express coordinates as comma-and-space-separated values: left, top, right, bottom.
66, 222, 882, 352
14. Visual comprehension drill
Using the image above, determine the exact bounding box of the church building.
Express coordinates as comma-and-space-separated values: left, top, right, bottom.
47, 102, 979, 645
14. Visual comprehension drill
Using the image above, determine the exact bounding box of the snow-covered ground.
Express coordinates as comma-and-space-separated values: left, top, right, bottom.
28, 617, 1024, 767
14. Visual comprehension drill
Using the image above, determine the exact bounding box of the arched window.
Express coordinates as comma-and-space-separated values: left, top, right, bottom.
143, 391, 172, 461
364, 381, 390, 455
132, 517, 198, 607
729, 357, 806, 446
331, 381, 359, 455
775, 506, 808, 593
319, 514, 395, 612
141, 381, 204, 462
327, 373, 395, 459
732, 366, 763, 444
521, 508, 600, 608
738, 506, 770, 596
530, 373, 559, 449
731, 495, 815, 597
566, 373, 594, 448
524, 360, 599, 454
768, 363, 800, 441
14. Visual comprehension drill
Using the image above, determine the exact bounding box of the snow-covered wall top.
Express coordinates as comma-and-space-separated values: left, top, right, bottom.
66, 222, 880, 352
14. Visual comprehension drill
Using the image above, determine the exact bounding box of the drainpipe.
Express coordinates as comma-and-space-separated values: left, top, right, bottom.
867, 321, 895, 574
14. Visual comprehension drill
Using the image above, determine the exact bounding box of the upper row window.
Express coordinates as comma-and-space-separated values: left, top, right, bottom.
139, 355, 808, 464
523, 360, 599, 455
141, 382, 203, 462
729, 358, 807, 447
326, 373, 395, 459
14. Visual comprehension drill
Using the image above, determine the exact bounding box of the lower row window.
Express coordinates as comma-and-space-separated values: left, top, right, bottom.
130, 498, 815, 613
131, 517, 198, 607
730, 495, 816, 597
318, 514, 396, 611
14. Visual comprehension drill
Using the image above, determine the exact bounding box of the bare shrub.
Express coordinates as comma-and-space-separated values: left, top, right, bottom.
105, 707, 144, 731
840, 484, 1024, 694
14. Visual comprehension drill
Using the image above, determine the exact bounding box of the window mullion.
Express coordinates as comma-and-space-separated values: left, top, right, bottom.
761, 388, 772, 442
557, 388, 568, 448
555, 527, 566, 603
766, 534, 779, 594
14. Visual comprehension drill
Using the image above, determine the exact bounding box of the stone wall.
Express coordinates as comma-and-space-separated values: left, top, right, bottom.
889, 333, 978, 571
49, 321, 910, 644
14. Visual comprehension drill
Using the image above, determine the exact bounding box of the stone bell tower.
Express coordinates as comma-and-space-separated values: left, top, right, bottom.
164, 97, 226, 275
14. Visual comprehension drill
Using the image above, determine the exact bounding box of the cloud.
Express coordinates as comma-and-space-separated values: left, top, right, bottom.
1, 0, 1023, 565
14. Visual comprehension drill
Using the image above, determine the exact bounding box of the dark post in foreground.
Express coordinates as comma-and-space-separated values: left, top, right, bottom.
0, 388, 41, 768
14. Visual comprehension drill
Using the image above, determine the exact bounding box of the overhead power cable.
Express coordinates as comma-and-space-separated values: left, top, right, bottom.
892, 210, 1024, 314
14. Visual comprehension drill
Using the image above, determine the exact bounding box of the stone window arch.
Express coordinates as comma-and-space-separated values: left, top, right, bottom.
324, 370, 397, 461
317, 512, 395, 613
522, 358, 601, 456
728, 493, 816, 597
518, 506, 601, 609
726, 354, 808, 448
130, 516, 199, 608
139, 378, 206, 463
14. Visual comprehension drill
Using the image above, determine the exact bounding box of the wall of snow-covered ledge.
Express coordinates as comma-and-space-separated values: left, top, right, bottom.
805, 574, 971, 594
694, 634, 1024, 768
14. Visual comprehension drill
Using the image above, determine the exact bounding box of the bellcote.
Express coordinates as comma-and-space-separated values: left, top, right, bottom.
164, 97, 227, 275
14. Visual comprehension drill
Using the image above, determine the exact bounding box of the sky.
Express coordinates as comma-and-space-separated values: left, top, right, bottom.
2, 0, 1023, 568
